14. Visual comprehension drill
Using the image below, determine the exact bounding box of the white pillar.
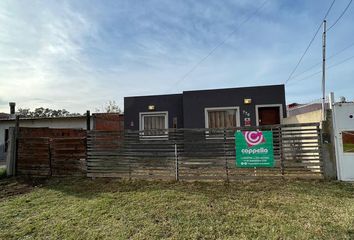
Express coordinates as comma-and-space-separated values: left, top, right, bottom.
329, 92, 335, 110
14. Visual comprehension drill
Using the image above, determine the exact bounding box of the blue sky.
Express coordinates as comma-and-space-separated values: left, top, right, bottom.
0, 0, 353, 113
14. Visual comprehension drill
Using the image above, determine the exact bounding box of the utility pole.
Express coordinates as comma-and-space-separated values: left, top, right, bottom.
322, 20, 327, 121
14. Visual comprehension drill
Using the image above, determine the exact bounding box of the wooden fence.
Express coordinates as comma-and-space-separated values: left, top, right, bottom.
17, 137, 51, 176
50, 138, 86, 176
17, 137, 86, 176
16, 128, 87, 176
87, 123, 323, 180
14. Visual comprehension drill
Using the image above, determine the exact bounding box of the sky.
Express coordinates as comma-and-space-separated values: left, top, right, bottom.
0, 0, 353, 114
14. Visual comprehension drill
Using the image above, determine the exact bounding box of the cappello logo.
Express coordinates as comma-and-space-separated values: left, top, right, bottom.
241, 148, 269, 154
236, 130, 274, 168
243, 131, 265, 147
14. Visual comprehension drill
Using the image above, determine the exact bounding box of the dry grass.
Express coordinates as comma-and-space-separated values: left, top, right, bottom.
0, 177, 353, 239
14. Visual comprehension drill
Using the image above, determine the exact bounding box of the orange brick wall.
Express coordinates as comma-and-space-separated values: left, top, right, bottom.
93, 113, 124, 131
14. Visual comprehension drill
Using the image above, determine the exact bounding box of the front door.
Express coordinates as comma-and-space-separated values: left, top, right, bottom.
333, 103, 354, 181
258, 107, 280, 126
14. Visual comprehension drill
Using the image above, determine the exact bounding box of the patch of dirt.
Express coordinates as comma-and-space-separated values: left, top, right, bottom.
0, 177, 48, 200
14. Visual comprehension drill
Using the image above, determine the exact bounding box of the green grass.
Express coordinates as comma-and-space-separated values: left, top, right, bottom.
0, 167, 6, 179
0, 178, 354, 239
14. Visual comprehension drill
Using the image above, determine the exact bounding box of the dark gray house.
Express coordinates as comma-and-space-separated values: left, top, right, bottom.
124, 84, 286, 132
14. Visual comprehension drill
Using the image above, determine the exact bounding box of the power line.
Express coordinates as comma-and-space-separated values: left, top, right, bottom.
284, 0, 336, 84
327, 0, 353, 31
170, 0, 268, 89
287, 0, 353, 84
327, 54, 354, 69
287, 53, 354, 85
287, 40, 354, 82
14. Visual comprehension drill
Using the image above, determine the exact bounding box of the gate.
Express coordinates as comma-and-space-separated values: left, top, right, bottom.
87, 123, 323, 180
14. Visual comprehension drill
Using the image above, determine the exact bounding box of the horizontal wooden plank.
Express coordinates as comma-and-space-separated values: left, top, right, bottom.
17, 163, 50, 167
16, 126, 324, 179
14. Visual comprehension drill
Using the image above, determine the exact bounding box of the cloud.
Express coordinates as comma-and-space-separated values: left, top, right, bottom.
0, 0, 353, 113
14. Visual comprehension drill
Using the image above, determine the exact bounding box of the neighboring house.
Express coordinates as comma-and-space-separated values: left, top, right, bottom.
0, 113, 10, 120
0, 106, 124, 161
0, 115, 92, 161
287, 102, 323, 116
124, 84, 287, 133
285, 101, 330, 124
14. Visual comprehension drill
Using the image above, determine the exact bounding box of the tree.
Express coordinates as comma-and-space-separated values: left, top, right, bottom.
95, 101, 122, 113
105, 100, 122, 113
17, 107, 82, 118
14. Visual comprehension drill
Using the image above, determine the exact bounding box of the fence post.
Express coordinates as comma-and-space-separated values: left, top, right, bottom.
279, 127, 285, 177
14, 116, 20, 176
224, 129, 229, 182
128, 156, 132, 181
318, 124, 325, 177
321, 117, 336, 179
86, 110, 91, 130
48, 138, 52, 176
175, 143, 179, 181
6, 128, 16, 176
127, 131, 132, 181
85, 110, 90, 179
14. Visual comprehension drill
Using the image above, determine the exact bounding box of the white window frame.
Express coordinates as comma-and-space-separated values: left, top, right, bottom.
204, 107, 240, 140
255, 104, 283, 126
204, 106, 241, 129
139, 111, 168, 139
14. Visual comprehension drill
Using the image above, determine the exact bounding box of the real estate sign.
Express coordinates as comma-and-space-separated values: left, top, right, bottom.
235, 131, 274, 168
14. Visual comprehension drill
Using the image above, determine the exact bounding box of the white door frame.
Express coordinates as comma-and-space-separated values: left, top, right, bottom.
255, 104, 283, 126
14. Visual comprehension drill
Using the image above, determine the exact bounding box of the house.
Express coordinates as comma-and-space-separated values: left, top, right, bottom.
284, 102, 323, 124
0, 103, 124, 161
284, 96, 333, 124
124, 84, 287, 132
0, 113, 10, 120
0, 115, 91, 161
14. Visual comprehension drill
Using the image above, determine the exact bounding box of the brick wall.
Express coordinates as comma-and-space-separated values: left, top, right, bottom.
93, 113, 124, 131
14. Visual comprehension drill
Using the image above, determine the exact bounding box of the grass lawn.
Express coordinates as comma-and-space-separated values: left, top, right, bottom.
0, 178, 353, 239
0, 167, 6, 179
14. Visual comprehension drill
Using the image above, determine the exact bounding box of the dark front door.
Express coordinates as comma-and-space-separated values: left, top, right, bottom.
258, 107, 280, 126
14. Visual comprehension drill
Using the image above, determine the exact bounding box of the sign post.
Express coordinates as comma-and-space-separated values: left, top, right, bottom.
235, 131, 274, 168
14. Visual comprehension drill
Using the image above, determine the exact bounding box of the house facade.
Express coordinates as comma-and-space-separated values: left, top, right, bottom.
124, 84, 286, 132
